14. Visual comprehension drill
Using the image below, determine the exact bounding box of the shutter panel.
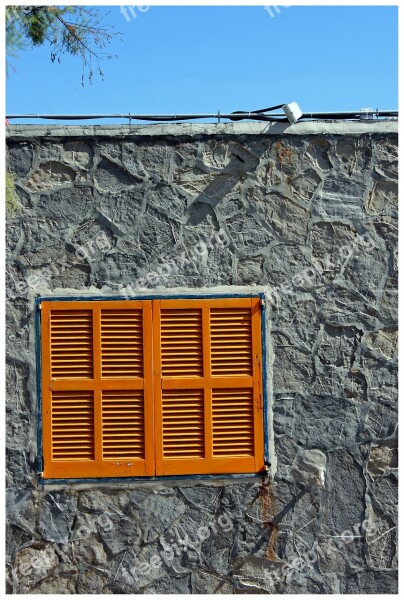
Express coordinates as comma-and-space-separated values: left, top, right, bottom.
50, 310, 93, 378
212, 389, 254, 456
210, 308, 253, 376
161, 309, 203, 377
41, 300, 154, 478
154, 298, 264, 476
101, 390, 145, 460
51, 391, 95, 460
161, 390, 205, 458
101, 309, 144, 378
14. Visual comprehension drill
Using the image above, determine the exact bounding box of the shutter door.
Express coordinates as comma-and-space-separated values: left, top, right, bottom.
41, 300, 154, 478
153, 298, 264, 476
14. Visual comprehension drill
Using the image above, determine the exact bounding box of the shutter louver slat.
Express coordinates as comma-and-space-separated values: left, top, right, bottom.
210, 308, 252, 376
101, 310, 143, 378
161, 309, 203, 377
50, 311, 93, 378
212, 389, 254, 456
102, 391, 145, 459
162, 390, 205, 458
51, 391, 94, 460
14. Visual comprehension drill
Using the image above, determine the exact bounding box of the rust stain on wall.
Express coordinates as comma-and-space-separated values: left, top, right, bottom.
257, 481, 279, 561
275, 141, 294, 165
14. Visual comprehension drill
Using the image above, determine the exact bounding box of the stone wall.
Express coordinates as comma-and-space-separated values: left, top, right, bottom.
6, 122, 398, 593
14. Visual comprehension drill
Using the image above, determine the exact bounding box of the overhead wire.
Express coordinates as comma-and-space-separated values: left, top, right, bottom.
6, 110, 398, 123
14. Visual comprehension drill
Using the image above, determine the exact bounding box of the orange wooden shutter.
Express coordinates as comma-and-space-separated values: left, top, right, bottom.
153, 298, 264, 476
41, 300, 154, 478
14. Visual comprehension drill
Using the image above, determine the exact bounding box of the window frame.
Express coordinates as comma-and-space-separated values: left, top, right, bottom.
35, 292, 269, 484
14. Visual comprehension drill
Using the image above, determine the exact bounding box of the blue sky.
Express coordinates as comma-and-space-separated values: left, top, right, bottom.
6, 5, 398, 124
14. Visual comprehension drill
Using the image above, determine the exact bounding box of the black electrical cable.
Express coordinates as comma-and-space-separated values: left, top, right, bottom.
229, 104, 285, 121
6, 113, 289, 122
6, 110, 398, 122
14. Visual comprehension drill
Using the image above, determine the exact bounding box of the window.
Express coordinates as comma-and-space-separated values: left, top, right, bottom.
39, 297, 265, 479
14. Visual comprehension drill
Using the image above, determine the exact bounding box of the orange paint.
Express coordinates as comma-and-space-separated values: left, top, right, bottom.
41, 298, 265, 479
41, 300, 154, 478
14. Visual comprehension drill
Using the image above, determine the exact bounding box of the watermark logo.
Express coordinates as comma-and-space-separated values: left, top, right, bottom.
267, 231, 376, 310
264, 5, 290, 18
119, 227, 230, 297
120, 5, 150, 23
117, 512, 234, 587
262, 517, 379, 588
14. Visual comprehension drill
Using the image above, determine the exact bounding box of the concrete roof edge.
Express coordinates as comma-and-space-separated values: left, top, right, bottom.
5, 120, 398, 139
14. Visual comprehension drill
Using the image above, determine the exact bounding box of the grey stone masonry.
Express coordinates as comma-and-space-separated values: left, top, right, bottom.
6, 121, 398, 593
